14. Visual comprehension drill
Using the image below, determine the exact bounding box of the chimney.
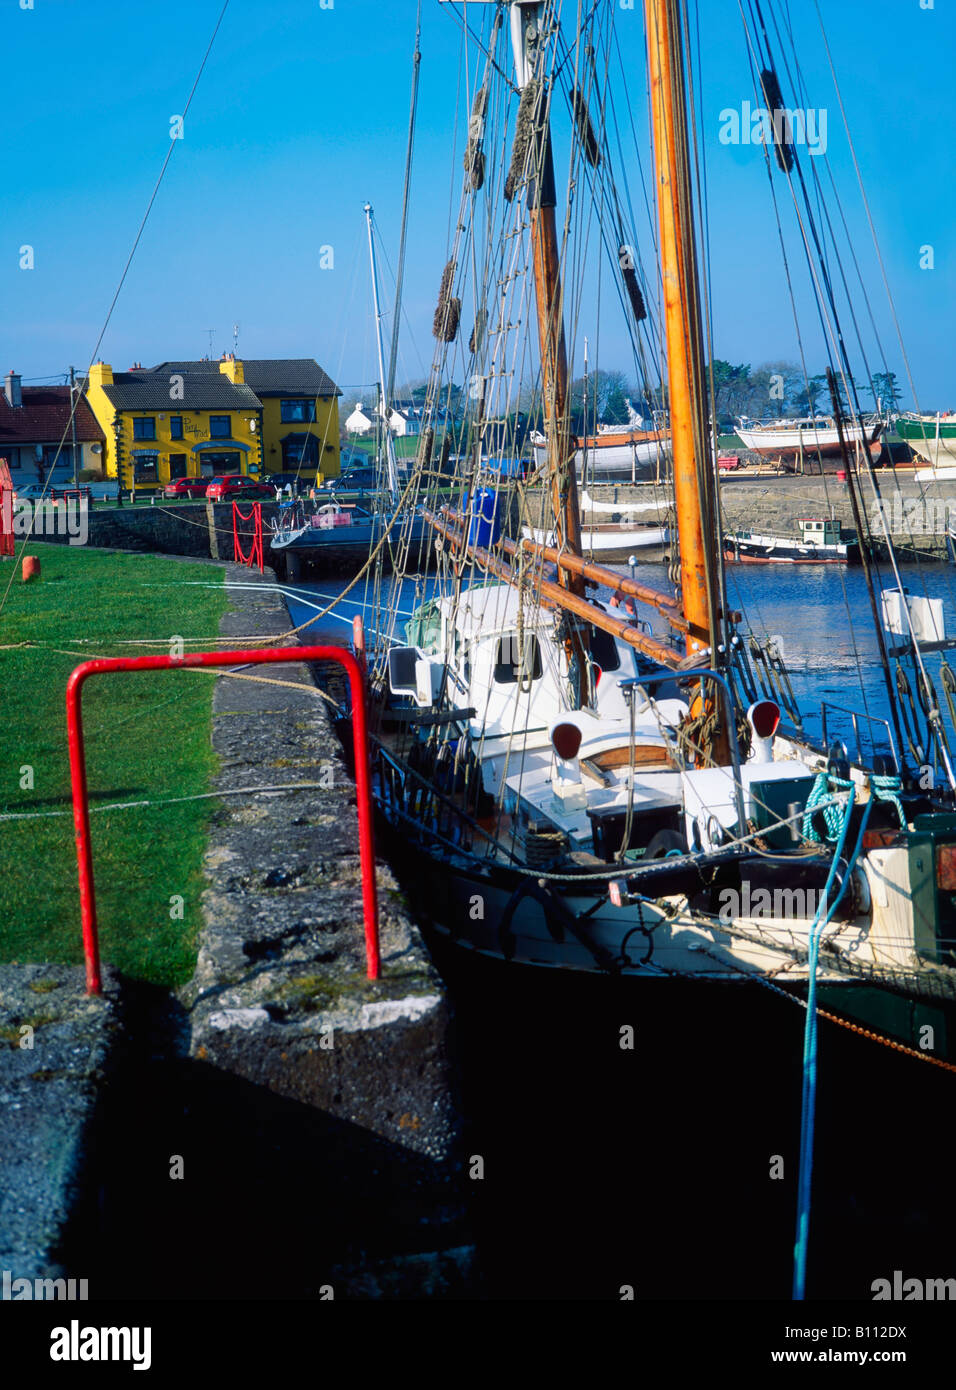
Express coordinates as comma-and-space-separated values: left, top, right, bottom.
4, 371, 22, 408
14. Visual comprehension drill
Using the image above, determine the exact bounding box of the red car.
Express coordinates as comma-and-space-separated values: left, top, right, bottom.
164, 476, 210, 499
205, 474, 274, 501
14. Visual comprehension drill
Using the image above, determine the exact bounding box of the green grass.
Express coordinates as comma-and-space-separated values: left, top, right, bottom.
0, 546, 229, 986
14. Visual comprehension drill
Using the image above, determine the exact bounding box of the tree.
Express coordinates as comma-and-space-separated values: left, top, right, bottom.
869, 371, 902, 414
791, 373, 828, 417
745, 360, 803, 418
706, 360, 752, 425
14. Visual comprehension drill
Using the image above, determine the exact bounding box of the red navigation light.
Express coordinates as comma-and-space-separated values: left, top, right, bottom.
552, 722, 583, 761
750, 699, 781, 739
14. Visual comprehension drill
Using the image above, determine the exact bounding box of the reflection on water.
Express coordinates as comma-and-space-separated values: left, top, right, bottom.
281, 558, 956, 761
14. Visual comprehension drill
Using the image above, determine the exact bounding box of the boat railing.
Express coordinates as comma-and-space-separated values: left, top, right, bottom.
620, 668, 748, 833
820, 700, 899, 774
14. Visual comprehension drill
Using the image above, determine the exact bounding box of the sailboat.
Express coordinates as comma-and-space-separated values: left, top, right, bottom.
320, 3, 956, 1058
269, 204, 429, 578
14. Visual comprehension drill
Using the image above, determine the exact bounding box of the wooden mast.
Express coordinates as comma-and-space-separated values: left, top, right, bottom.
509, 1, 588, 705
644, 0, 719, 663
645, 0, 729, 764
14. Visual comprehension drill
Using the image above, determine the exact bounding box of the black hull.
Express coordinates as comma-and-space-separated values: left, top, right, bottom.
375, 816, 954, 1061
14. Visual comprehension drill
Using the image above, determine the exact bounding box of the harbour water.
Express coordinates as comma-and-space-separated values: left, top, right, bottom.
283, 562, 956, 1298
285, 558, 956, 757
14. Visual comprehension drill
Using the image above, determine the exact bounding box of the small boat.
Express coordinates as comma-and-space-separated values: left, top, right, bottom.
524, 493, 669, 559
532, 427, 671, 481
724, 516, 858, 564
735, 416, 883, 466
896, 412, 956, 471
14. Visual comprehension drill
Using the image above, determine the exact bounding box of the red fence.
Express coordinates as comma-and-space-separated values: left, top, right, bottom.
66, 645, 379, 994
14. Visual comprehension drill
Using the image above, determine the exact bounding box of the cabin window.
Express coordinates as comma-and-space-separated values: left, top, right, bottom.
132, 417, 156, 440
493, 634, 543, 685
588, 625, 621, 673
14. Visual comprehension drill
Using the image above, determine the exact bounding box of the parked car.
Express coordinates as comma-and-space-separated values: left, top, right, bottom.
265, 471, 312, 493
164, 476, 211, 499
205, 474, 275, 501
318, 466, 380, 493
11, 483, 49, 502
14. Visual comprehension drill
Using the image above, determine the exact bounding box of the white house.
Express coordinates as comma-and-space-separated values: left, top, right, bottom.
344, 400, 422, 438
345, 402, 376, 435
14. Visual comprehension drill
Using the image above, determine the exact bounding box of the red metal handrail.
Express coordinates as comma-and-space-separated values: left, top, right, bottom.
232, 500, 264, 572
66, 645, 380, 994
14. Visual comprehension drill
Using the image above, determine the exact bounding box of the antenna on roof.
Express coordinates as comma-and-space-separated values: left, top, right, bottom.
204, 328, 215, 356
233, 323, 240, 357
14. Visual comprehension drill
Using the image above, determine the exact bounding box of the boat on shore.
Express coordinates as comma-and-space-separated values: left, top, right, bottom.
532, 428, 670, 481
736, 415, 883, 467
896, 412, 956, 472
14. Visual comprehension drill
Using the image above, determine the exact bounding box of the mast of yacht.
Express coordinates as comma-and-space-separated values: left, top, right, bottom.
507, 0, 588, 706
364, 201, 401, 506
644, 0, 729, 760
429, 1, 729, 700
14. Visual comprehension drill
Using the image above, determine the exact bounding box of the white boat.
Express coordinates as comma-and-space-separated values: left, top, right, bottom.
735, 416, 882, 461
532, 431, 671, 481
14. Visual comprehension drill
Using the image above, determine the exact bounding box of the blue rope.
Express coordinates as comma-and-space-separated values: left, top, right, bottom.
802, 771, 853, 843
871, 772, 906, 829
792, 784, 872, 1301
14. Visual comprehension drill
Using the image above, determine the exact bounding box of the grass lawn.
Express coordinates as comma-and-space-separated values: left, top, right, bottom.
0, 545, 229, 986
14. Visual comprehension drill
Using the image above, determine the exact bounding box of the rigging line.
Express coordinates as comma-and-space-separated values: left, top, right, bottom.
441, 0, 519, 92
742, 6, 950, 762
733, 13, 873, 719
386, 0, 423, 404
810, 0, 926, 423
0, 0, 232, 620
764, 3, 884, 431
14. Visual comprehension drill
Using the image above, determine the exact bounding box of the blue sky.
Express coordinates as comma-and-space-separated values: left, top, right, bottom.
2, 0, 952, 411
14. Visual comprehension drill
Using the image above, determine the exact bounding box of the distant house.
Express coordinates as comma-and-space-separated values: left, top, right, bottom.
388, 400, 422, 437
0, 372, 105, 485
83, 355, 341, 491
345, 399, 421, 437
345, 403, 376, 435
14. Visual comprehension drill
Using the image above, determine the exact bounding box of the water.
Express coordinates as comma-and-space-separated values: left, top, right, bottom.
280, 559, 956, 1298
284, 558, 956, 762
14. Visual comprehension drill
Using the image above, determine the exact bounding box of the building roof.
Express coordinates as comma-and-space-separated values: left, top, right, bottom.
0, 386, 105, 447
101, 373, 262, 411
134, 358, 340, 397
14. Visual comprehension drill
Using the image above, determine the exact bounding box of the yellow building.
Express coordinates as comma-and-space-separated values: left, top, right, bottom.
84, 356, 341, 491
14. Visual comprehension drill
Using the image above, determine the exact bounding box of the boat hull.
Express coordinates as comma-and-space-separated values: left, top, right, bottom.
533, 434, 671, 481
524, 523, 669, 559
735, 420, 882, 463
270, 511, 432, 571
896, 416, 956, 467
724, 534, 856, 564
